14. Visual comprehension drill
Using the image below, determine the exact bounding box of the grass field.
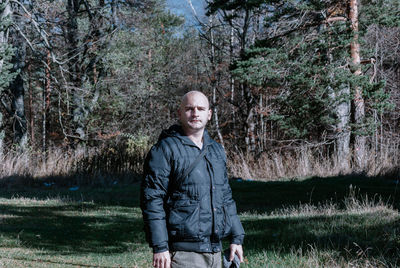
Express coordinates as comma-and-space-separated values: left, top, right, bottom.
0, 175, 399, 267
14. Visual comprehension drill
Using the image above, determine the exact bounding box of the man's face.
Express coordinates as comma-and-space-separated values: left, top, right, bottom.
178, 92, 212, 133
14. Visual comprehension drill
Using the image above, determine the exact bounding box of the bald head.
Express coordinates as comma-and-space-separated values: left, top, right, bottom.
178, 91, 212, 134
180, 91, 210, 110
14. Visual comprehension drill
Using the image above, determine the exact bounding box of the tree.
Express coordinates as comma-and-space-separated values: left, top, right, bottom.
9, 0, 28, 149
0, 0, 29, 151
206, 0, 269, 153
0, 0, 15, 155
206, 0, 396, 171
349, 0, 365, 170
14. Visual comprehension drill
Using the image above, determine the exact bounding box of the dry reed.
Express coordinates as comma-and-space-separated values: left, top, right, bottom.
1, 139, 399, 185
227, 140, 400, 180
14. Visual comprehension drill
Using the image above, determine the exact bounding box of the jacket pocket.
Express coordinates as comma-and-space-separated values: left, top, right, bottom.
168, 200, 200, 241
222, 205, 232, 238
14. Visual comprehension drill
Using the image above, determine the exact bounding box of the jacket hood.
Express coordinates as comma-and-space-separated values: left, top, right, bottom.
158, 124, 211, 147
158, 124, 183, 141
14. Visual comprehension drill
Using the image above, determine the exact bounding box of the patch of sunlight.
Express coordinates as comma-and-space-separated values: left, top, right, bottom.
0, 196, 74, 207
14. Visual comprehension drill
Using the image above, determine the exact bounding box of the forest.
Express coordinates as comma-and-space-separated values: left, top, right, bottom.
1, 1, 400, 267
0, 0, 399, 180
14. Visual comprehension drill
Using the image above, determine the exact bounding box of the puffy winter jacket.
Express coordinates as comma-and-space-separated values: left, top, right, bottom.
140, 125, 245, 253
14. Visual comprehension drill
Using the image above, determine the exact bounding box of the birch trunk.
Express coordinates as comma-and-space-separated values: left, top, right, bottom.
349, 0, 366, 171
336, 84, 351, 171
209, 15, 224, 146
324, 13, 351, 171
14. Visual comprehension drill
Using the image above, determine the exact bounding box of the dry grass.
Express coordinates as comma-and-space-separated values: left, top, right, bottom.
269, 184, 396, 219
1, 138, 400, 186
239, 183, 400, 267
0, 145, 146, 187
227, 141, 400, 180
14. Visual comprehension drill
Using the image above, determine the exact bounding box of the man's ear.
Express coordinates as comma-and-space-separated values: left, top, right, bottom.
208, 108, 212, 120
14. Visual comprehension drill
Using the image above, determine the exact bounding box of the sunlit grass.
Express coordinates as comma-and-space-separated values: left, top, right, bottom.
0, 177, 399, 267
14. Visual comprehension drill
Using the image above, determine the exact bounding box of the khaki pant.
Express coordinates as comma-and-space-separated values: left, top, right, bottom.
171, 251, 221, 268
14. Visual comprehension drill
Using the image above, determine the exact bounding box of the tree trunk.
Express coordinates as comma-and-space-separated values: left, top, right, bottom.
245, 103, 256, 153
28, 61, 34, 147
335, 84, 351, 171
42, 50, 51, 153
10, 2, 28, 150
230, 25, 235, 125
0, 111, 4, 157
110, 0, 119, 29
0, 0, 11, 71
0, 0, 12, 156
324, 13, 351, 171
67, 0, 86, 139
208, 15, 224, 146
349, 0, 366, 171
212, 87, 224, 147
10, 71, 28, 149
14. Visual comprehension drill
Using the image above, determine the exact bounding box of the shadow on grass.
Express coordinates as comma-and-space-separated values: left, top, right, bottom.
0, 171, 142, 193
231, 174, 400, 213
229, 174, 400, 264
0, 175, 142, 207
0, 176, 144, 255
0, 173, 399, 263
241, 214, 400, 263
0, 202, 145, 255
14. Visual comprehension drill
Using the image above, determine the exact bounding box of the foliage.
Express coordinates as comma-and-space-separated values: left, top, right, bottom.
0, 0, 399, 174
360, 0, 400, 28
95, 5, 205, 141
0, 43, 15, 92
218, 0, 395, 140
124, 132, 151, 156
0, 4, 15, 93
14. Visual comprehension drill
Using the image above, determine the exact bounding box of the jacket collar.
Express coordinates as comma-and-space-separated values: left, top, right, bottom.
159, 124, 211, 148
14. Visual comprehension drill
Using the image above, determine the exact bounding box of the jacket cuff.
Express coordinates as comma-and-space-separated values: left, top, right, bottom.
153, 243, 169, 253
230, 235, 244, 245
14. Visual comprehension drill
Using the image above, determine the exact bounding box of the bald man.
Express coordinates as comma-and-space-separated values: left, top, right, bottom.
141, 91, 245, 268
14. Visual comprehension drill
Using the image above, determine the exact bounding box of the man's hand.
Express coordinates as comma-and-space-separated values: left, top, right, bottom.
153, 251, 171, 268
229, 244, 244, 263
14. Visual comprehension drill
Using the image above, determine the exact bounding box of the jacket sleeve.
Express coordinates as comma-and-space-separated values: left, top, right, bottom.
221, 150, 245, 245
140, 143, 171, 253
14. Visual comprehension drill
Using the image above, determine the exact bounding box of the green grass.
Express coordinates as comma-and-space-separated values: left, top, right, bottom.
0, 175, 400, 267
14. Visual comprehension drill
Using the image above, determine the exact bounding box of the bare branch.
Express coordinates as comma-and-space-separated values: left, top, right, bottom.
11, 23, 35, 51
326, 16, 347, 23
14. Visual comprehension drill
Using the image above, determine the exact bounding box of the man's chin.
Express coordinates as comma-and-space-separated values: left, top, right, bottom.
187, 124, 205, 130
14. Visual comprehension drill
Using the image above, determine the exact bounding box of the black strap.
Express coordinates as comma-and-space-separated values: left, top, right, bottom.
177, 146, 208, 186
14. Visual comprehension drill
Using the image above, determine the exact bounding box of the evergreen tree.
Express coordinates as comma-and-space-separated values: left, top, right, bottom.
0, 0, 16, 155
208, 0, 398, 167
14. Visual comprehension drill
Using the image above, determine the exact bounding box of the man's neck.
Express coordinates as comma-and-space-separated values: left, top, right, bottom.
183, 128, 204, 149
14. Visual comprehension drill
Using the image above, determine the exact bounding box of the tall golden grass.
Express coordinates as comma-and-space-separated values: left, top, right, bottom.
0, 139, 399, 184
227, 141, 400, 180
0, 144, 146, 186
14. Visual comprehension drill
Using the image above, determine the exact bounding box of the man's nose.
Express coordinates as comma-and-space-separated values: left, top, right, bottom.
192, 108, 199, 116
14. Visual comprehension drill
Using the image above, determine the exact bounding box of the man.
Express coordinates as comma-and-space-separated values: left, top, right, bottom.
141, 91, 245, 268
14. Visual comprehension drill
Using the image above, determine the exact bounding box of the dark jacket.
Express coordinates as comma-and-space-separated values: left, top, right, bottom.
140, 125, 245, 253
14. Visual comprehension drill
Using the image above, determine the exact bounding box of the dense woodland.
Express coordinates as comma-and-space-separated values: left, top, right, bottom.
0, 0, 399, 180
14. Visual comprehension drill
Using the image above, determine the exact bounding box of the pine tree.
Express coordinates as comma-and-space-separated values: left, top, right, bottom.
0, 0, 16, 155
208, 0, 398, 169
